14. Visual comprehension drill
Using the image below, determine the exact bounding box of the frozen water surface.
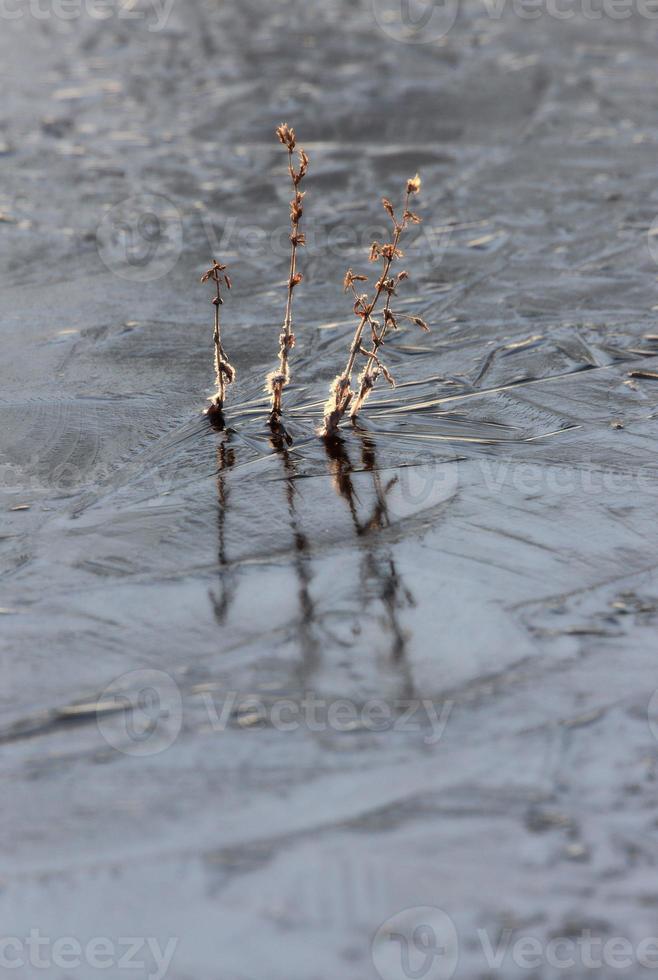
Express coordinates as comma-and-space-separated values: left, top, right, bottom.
3, 2, 658, 977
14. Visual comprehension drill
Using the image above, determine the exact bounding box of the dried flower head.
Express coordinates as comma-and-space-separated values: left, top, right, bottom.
295, 149, 310, 183
407, 173, 421, 195
276, 123, 296, 150
343, 269, 369, 293
200, 259, 228, 284
381, 243, 404, 261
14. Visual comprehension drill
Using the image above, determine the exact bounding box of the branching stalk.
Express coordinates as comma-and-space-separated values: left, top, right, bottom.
322, 174, 427, 437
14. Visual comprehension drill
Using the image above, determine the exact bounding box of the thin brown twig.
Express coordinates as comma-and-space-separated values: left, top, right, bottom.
267, 123, 309, 423
200, 259, 235, 415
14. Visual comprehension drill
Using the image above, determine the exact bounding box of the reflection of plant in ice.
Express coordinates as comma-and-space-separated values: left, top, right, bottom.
270, 426, 319, 684
324, 432, 416, 697
200, 259, 235, 418
323, 175, 429, 437
267, 123, 310, 425
209, 425, 238, 626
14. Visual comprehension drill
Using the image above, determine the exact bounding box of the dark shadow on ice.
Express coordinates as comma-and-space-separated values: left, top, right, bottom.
324, 430, 416, 698
210, 421, 238, 626
270, 423, 320, 685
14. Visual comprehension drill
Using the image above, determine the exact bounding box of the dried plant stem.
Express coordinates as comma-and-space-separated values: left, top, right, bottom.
322, 174, 425, 437
268, 123, 309, 423
201, 259, 235, 415
321, 275, 389, 438
349, 193, 410, 417
212, 277, 227, 404
282, 147, 298, 349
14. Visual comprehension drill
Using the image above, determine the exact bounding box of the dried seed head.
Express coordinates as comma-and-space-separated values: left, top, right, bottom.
369, 242, 382, 262
382, 197, 395, 219
201, 259, 227, 283
404, 210, 422, 224
381, 243, 404, 260
407, 173, 421, 195
411, 315, 430, 332
343, 269, 368, 292
276, 123, 296, 150
353, 293, 369, 315
290, 191, 305, 223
